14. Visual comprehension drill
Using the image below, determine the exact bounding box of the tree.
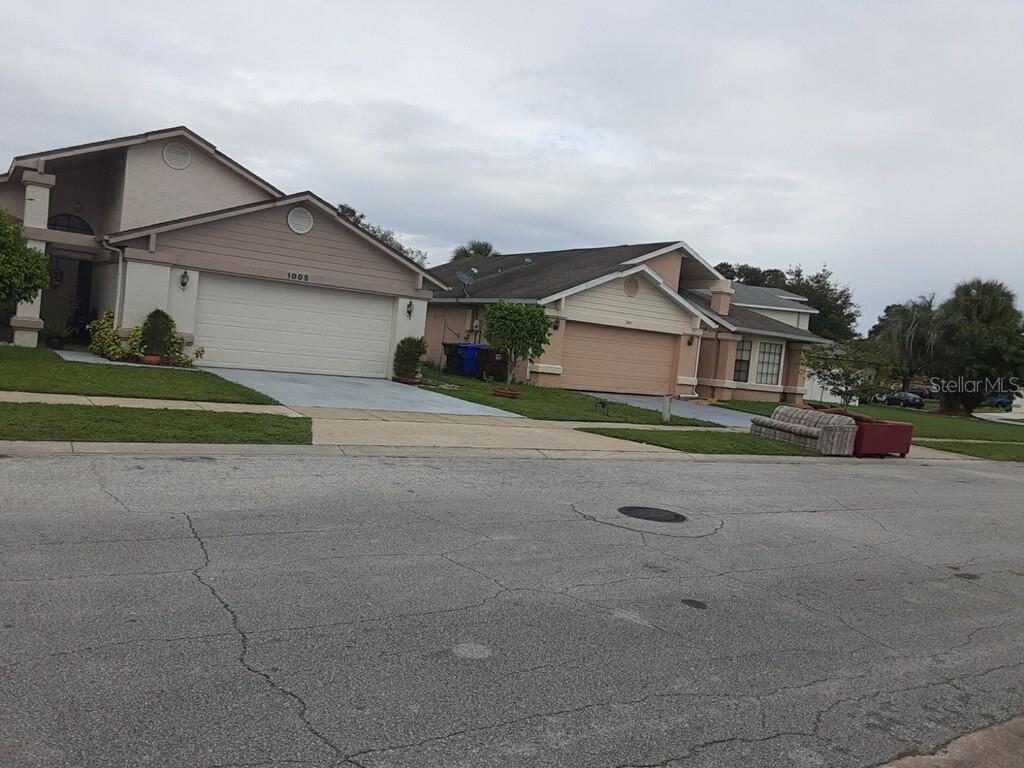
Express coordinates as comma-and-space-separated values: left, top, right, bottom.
337, 204, 427, 265
0, 212, 49, 310
451, 240, 500, 261
785, 265, 860, 341
482, 302, 553, 385
803, 339, 886, 407
930, 279, 1024, 415
714, 262, 859, 340
868, 295, 938, 390
714, 262, 787, 288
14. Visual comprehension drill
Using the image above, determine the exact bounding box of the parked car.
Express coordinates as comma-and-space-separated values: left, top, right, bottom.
985, 393, 1014, 412
907, 384, 936, 399
884, 392, 925, 408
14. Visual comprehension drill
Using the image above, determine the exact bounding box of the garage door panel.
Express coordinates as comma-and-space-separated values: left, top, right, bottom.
195, 274, 393, 377
560, 321, 676, 395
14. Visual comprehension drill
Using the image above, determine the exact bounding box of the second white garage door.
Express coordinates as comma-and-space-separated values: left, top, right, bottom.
195, 273, 394, 377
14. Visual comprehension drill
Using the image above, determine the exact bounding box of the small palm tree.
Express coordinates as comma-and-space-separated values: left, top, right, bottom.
451, 240, 500, 261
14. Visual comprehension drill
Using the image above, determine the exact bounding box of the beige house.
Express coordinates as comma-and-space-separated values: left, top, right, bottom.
426, 243, 823, 400
0, 127, 444, 377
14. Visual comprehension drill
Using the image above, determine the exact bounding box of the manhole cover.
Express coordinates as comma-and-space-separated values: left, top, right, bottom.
618, 506, 687, 523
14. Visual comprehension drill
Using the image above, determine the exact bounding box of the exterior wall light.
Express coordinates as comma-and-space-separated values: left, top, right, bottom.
687, 335, 695, 346
179, 271, 190, 290
406, 300, 414, 318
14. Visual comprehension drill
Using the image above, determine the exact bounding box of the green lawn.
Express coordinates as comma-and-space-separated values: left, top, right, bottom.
0, 347, 275, 404
421, 366, 717, 426
582, 428, 814, 456
923, 441, 1024, 462
717, 399, 1024, 442
0, 403, 311, 444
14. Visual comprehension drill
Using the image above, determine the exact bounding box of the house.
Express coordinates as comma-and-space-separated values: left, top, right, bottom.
0, 127, 444, 377
425, 243, 824, 401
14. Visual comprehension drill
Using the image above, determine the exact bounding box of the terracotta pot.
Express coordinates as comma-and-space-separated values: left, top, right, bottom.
141, 354, 162, 365
491, 385, 520, 399
392, 376, 421, 385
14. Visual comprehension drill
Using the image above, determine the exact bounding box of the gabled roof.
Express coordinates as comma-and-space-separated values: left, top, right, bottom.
429, 241, 685, 301
728, 283, 819, 313
106, 191, 446, 289
1, 126, 283, 197
680, 289, 825, 343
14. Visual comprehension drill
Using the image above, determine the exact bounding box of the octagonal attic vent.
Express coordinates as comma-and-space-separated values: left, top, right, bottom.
287, 206, 315, 234
162, 140, 192, 170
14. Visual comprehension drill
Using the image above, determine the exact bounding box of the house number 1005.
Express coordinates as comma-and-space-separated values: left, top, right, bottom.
287, 272, 310, 282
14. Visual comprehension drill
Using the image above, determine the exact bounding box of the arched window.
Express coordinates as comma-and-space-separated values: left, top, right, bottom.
48, 213, 94, 235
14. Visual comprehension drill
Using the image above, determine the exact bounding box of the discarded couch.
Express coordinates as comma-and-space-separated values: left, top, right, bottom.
750, 405, 858, 456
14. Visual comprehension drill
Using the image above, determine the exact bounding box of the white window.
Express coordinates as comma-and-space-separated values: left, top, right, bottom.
756, 342, 783, 385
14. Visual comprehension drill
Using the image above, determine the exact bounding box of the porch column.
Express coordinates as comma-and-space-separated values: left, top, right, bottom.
11, 170, 55, 347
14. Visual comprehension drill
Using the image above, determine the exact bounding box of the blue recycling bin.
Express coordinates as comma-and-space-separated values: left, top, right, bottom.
459, 343, 487, 377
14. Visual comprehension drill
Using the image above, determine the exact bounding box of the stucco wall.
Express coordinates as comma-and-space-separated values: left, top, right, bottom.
119, 139, 273, 230
424, 304, 478, 364
135, 204, 425, 298
120, 259, 172, 328
0, 180, 23, 220
389, 297, 428, 374
48, 153, 124, 236
644, 250, 683, 290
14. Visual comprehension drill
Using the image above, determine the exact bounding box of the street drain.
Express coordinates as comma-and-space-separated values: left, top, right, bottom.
618, 506, 687, 523
682, 599, 708, 610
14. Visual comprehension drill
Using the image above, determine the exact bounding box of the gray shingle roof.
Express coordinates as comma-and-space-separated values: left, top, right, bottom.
728, 283, 818, 312
429, 242, 679, 300
680, 289, 825, 343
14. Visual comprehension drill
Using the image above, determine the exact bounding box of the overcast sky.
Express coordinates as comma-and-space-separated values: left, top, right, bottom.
2, 1, 1021, 329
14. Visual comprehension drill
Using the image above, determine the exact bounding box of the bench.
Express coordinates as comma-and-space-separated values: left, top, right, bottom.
750, 405, 858, 456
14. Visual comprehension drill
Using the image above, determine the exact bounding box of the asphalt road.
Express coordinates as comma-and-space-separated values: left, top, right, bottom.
1, 454, 1023, 768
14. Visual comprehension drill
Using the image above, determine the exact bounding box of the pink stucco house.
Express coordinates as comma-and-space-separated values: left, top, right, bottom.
426, 243, 824, 401
0, 127, 443, 377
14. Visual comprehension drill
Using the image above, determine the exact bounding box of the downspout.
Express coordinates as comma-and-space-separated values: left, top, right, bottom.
99, 239, 126, 328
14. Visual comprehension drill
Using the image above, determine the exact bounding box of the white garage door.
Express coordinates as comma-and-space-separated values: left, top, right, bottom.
195, 273, 394, 377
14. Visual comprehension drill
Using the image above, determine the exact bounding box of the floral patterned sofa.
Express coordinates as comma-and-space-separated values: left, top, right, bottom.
749, 405, 858, 456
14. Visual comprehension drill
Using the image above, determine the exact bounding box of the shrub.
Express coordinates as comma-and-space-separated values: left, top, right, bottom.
86, 311, 129, 361
141, 309, 175, 357
0, 212, 49, 307
393, 336, 428, 379
482, 302, 553, 385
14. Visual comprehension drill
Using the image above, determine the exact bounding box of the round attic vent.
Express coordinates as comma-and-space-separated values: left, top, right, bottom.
162, 140, 192, 170
623, 277, 640, 297
287, 206, 315, 234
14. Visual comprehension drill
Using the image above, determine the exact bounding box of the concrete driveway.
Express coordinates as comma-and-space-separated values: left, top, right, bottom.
589, 392, 756, 427
3, 454, 1023, 767
211, 367, 516, 416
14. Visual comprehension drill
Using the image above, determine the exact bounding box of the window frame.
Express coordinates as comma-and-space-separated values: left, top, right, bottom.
755, 341, 784, 385
733, 340, 752, 383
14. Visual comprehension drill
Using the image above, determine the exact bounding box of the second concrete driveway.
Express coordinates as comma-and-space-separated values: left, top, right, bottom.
211, 368, 516, 416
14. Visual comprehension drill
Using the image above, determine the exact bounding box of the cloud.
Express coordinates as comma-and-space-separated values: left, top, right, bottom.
2, 0, 1022, 326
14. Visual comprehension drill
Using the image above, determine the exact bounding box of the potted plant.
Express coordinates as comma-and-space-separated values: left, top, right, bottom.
392, 336, 428, 384
140, 309, 174, 364
41, 321, 73, 350
482, 302, 553, 397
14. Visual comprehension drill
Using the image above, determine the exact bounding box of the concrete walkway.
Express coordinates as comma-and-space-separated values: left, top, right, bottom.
587, 392, 756, 427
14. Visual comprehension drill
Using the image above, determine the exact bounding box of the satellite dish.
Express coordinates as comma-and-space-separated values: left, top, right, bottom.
455, 270, 476, 286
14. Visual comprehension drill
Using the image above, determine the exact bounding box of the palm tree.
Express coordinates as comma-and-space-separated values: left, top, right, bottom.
451, 240, 500, 261
869, 294, 938, 390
